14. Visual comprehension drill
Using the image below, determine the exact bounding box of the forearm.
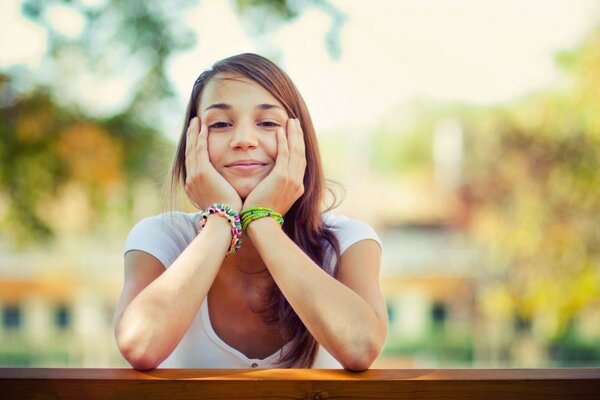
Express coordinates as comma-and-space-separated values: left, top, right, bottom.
246, 218, 386, 370
115, 216, 230, 368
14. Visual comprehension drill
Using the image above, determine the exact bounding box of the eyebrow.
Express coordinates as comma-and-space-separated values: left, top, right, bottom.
204, 103, 284, 112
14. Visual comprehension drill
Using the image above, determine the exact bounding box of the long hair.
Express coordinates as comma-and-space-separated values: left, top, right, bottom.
170, 53, 340, 367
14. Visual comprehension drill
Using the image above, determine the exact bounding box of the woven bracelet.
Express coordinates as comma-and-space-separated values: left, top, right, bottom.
240, 207, 284, 231
199, 203, 242, 254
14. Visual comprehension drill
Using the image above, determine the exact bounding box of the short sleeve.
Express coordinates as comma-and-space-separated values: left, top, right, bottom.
124, 212, 199, 268
323, 213, 382, 255
321, 213, 382, 275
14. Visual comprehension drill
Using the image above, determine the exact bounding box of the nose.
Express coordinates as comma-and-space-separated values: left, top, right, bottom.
230, 121, 258, 150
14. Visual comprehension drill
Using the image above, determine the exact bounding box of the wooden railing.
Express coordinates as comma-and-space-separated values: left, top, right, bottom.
1, 368, 599, 399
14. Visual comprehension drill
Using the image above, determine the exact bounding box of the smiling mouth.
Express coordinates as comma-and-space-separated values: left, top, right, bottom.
225, 160, 268, 168
224, 162, 269, 174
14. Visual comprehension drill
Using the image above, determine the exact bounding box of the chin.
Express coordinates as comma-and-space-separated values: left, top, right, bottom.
233, 181, 258, 200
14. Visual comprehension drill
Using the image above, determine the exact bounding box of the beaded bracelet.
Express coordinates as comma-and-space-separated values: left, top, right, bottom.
240, 207, 284, 231
199, 203, 242, 254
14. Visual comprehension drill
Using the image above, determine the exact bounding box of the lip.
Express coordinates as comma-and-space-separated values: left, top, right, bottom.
225, 159, 268, 168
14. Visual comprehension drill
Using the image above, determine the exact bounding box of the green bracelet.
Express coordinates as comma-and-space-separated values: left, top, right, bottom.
240, 207, 284, 231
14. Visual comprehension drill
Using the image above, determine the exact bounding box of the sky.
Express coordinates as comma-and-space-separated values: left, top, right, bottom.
1, 0, 599, 137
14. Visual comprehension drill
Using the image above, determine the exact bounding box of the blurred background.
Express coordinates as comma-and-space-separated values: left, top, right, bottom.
1, 0, 599, 368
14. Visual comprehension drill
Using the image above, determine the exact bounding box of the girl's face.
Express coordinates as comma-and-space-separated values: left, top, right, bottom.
197, 73, 288, 199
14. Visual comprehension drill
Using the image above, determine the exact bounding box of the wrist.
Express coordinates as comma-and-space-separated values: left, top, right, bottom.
203, 213, 232, 230
199, 203, 242, 254
245, 215, 281, 237
240, 207, 284, 234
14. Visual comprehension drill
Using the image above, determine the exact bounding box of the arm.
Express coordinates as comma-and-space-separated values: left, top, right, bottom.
114, 216, 231, 370
247, 219, 387, 371
114, 118, 240, 370
242, 118, 387, 370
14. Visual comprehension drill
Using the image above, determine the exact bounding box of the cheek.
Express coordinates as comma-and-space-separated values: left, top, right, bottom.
263, 135, 278, 160
206, 135, 223, 164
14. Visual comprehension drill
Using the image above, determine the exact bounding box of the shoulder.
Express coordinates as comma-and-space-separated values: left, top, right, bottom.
129, 211, 200, 235
322, 212, 382, 255
124, 211, 200, 268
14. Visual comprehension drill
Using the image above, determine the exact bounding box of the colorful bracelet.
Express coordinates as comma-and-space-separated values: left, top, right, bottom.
199, 203, 242, 254
240, 207, 284, 231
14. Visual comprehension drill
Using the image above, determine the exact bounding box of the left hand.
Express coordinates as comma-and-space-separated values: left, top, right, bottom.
242, 118, 306, 215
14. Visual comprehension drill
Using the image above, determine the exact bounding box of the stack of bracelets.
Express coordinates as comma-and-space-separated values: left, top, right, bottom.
199, 204, 284, 255
199, 203, 242, 254
240, 207, 284, 231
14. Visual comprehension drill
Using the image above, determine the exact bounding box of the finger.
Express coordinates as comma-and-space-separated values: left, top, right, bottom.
285, 118, 298, 173
274, 125, 289, 174
288, 118, 306, 176
286, 117, 296, 153
185, 117, 200, 175
296, 118, 307, 171
196, 121, 211, 166
295, 118, 306, 156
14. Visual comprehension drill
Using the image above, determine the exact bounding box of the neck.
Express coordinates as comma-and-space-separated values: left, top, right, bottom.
221, 233, 269, 276
212, 234, 273, 307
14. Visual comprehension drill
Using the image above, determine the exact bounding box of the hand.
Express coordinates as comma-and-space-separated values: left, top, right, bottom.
184, 117, 242, 211
242, 118, 306, 215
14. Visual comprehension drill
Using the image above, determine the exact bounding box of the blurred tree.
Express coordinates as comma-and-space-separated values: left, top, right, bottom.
20, 0, 197, 126
366, 27, 600, 364
0, 75, 170, 245
462, 28, 600, 352
233, 0, 346, 60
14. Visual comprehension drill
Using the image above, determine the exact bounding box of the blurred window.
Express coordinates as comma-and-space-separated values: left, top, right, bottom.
55, 304, 70, 329
2, 304, 21, 330
431, 302, 447, 328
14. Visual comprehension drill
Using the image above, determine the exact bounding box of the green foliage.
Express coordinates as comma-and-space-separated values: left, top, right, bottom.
368, 28, 600, 362
0, 74, 172, 245
461, 28, 600, 340
235, 0, 300, 20
549, 326, 600, 366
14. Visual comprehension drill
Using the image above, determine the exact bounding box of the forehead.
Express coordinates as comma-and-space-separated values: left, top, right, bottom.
198, 73, 284, 110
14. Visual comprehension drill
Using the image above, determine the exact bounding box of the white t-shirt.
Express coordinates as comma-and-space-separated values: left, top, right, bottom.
124, 211, 381, 368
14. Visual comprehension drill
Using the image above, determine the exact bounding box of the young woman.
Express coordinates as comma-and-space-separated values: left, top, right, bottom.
114, 53, 387, 370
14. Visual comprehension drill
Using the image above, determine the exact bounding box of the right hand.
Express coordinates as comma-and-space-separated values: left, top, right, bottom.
184, 117, 242, 212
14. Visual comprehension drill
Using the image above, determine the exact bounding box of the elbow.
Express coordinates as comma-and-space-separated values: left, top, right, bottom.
115, 325, 162, 370
339, 335, 384, 372
340, 347, 379, 372
130, 358, 161, 371
339, 329, 386, 371
122, 349, 161, 371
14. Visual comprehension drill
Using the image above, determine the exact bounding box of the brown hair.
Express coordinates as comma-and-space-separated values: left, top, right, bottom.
170, 53, 340, 367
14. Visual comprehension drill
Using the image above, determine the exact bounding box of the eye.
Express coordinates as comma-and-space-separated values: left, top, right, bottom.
258, 121, 279, 128
209, 121, 231, 129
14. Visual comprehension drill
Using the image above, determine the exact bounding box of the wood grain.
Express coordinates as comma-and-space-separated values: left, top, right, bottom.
1, 368, 599, 399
